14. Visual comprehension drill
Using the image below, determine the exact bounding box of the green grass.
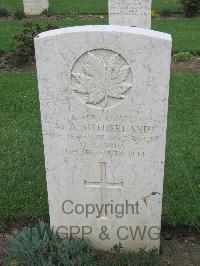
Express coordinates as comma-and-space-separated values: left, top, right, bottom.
153, 0, 182, 13
0, 17, 200, 54
152, 18, 200, 54
0, 72, 48, 224
0, 0, 22, 12
0, 72, 199, 227
0, 0, 182, 14
163, 73, 200, 227
49, 0, 108, 15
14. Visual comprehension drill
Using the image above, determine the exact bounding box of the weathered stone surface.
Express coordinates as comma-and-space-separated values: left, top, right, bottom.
23, 0, 49, 15
109, 0, 152, 28
35, 25, 171, 251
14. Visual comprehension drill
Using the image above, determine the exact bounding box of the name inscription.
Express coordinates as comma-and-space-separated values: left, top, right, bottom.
44, 113, 161, 159
59, 112, 160, 159
110, 0, 150, 16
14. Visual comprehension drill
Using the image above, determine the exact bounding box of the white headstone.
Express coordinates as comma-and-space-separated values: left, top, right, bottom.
35, 25, 171, 251
109, 0, 152, 28
23, 0, 49, 15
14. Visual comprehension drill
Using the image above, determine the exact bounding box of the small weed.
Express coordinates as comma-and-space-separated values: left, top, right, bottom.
111, 242, 123, 253
14, 10, 26, 20
4, 222, 95, 265
181, 0, 200, 17
151, 10, 159, 20
65, 10, 79, 18
173, 51, 194, 62
13, 22, 58, 65
41, 9, 51, 17
0, 6, 10, 17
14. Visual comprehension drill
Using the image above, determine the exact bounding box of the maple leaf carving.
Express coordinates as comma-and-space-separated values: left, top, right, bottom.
72, 51, 132, 108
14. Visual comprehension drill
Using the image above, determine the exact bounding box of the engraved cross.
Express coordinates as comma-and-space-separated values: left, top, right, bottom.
84, 162, 123, 217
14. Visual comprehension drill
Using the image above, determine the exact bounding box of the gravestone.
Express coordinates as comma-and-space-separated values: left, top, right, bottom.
35, 25, 171, 251
109, 0, 152, 28
23, 0, 49, 15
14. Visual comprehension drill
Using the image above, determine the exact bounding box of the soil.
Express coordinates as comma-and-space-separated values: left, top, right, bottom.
0, 217, 199, 266
1, 12, 196, 22
171, 58, 200, 73
160, 228, 200, 266
0, 14, 106, 22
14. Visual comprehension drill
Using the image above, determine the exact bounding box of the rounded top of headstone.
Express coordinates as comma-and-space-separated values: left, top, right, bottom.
35, 25, 171, 43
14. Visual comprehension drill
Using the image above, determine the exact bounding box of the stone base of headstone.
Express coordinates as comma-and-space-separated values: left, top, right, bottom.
23, 0, 49, 15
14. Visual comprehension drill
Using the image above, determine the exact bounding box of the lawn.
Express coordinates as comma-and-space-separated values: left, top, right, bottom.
0, 72, 199, 228
0, 0, 182, 14
163, 73, 200, 227
153, 18, 200, 54
153, 0, 182, 13
0, 72, 48, 226
0, 17, 200, 54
